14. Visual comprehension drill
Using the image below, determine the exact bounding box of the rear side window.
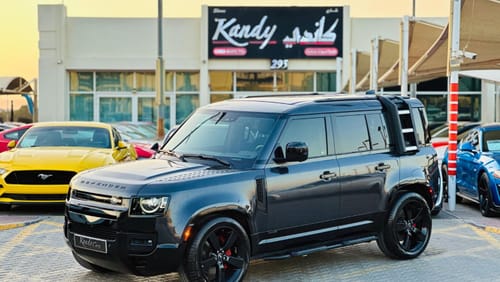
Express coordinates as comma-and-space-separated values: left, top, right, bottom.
412, 107, 428, 145
333, 113, 388, 154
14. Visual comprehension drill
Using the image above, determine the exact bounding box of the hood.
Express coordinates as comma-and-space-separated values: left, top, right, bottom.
0, 147, 114, 171
72, 159, 236, 196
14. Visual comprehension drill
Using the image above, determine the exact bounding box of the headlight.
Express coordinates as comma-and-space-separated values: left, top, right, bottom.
0, 168, 8, 175
131, 196, 169, 216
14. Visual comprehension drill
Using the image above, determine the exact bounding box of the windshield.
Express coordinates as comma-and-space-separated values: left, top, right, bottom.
483, 129, 500, 152
18, 126, 112, 149
164, 110, 279, 168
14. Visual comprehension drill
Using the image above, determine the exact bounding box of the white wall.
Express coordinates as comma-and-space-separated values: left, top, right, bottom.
38, 5, 67, 121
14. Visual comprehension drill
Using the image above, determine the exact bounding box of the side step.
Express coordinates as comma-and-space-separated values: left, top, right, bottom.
263, 236, 377, 260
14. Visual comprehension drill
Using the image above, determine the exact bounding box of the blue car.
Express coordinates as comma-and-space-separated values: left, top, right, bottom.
442, 123, 500, 217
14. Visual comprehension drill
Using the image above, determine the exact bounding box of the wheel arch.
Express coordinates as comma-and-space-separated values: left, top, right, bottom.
182, 207, 253, 250
388, 183, 433, 211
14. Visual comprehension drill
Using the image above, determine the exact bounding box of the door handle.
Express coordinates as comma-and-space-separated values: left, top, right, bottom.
320, 171, 337, 181
375, 163, 391, 171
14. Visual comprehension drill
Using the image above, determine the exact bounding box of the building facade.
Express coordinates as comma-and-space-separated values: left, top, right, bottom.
38, 4, 493, 130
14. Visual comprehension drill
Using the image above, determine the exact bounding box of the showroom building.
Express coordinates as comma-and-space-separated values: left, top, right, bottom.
38, 4, 495, 130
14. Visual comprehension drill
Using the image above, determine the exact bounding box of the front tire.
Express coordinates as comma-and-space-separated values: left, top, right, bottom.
377, 192, 432, 259
181, 217, 250, 282
479, 173, 495, 217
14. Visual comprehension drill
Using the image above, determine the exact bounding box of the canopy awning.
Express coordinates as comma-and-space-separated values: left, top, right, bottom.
378, 20, 445, 87
408, 0, 500, 83
355, 39, 399, 91
0, 77, 33, 94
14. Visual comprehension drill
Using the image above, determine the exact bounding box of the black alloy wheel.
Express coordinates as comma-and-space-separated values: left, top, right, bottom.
479, 173, 495, 217
182, 217, 250, 282
377, 192, 432, 259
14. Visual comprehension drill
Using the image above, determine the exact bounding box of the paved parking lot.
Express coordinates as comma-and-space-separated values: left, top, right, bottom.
1, 201, 500, 281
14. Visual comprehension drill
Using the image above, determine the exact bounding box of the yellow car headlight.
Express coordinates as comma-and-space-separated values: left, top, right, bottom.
0, 168, 8, 175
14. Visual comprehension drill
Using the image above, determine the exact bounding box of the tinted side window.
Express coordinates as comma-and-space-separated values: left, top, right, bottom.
278, 117, 327, 158
412, 107, 427, 145
366, 113, 389, 150
334, 115, 370, 154
5, 129, 28, 140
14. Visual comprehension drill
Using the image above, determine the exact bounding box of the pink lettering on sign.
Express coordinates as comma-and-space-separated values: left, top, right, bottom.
304, 47, 338, 57
213, 47, 247, 56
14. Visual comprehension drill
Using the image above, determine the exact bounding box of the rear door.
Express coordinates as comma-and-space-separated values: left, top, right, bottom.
332, 112, 398, 221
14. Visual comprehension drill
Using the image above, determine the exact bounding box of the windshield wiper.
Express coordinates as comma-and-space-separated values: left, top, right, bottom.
182, 154, 231, 168
164, 150, 186, 161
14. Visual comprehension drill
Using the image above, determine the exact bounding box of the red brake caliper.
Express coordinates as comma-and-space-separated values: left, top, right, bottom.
219, 234, 232, 269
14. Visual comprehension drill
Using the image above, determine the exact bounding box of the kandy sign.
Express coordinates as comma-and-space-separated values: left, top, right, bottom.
208, 7, 343, 59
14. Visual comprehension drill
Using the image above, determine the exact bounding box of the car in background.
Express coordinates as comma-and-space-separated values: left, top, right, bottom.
442, 123, 500, 217
0, 123, 15, 132
431, 122, 480, 162
0, 121, 137, 210
112, 123, 158, 159
0, 123, 33, 153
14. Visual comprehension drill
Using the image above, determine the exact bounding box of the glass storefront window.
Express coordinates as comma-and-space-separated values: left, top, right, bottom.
136, 72, 155, 91
176, 94, 199, 124
138, 97, 156, 122
317, 72, 336, 92
210, 71, 233, 91
96, 72, 133, 91
458, 94, 481, 121
211, 94, 233, 103
280, 72, 314, 92
165, 72, 174, 91
417, 95, 447, 127
70, 94, 93, 121
176, 72, 200, 91
237, 72, 275, 91
417, 94, 481, 128
459, 77, 481, 91
69, 72, 93, 92
99, 97, 132, 122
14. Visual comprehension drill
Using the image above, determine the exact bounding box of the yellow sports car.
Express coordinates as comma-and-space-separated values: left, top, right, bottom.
0, 121, 137, 210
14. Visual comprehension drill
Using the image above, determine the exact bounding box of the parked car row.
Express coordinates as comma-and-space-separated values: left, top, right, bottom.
0, 121, 156, 210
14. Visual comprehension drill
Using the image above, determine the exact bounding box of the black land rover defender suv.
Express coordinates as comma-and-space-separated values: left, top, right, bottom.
64, 94, 440, 281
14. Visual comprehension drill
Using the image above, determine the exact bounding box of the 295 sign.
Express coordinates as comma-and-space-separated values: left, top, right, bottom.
270, 59, 289, 70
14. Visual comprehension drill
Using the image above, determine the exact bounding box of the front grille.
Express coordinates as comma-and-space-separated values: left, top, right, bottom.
5, 170, 77, 185
3, 193, 66, 201
69, 222, 117, 240
72, 190, 124, 206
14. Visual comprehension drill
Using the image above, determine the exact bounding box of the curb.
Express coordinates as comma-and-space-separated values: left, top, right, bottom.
0, 217, 46, 231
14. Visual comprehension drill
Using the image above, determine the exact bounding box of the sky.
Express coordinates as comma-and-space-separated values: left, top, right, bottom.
0, 0, 451, 81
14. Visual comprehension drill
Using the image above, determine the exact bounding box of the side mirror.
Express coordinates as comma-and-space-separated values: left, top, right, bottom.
7, 140, 16, 149
459, 141, 475, 152
274, 142, 308, 163
150, 142, 159, 152
116, 140, 127, 149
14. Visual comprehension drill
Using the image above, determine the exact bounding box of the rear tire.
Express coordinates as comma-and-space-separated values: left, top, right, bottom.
479, 173, 495, 217
377, 192, 432, 259
180, 217, 250, 282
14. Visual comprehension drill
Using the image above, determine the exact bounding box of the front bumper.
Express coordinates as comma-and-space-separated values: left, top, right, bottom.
64, 204, 184, 276
0, 183, 68, 205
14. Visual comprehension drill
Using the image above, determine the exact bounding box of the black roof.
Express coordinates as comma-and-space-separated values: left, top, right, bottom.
203, 93, 422, 115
